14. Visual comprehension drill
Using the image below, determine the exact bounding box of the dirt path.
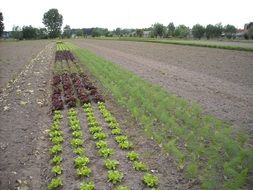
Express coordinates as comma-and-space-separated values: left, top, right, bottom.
0, 42, 54, 189
71, 39, 253, 133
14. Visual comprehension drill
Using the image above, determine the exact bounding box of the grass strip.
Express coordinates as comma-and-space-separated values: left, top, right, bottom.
67, 42, 253, 190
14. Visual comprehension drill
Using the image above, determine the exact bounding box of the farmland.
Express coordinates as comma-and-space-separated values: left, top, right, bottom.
0, 39, 253, 190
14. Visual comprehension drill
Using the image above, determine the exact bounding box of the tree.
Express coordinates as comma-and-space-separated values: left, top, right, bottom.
136, 29, 144, 37
0, 12, 4, 37
152, 23, 166, 38
63, 25, 71, 38
174, 25, 190, 38
248, 26, 253, 39
43, 9, 63, 38
192, 24, 205, 39
11, 26, 23, 40
206, 23, 223, 39
167, 22, 175, 37
223, 24, 237, 39
22, 25, 37, 39
37, 28, 48, 39
115, 28, 121, 36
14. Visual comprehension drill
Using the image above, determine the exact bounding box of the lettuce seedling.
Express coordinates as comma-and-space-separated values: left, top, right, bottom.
89, 126, 102, 134
51, 165, 63, 175
50, 145, 62, 155
93, 132, 107, 140
49, 130, 62, 138
127, 151, 139, 161
133, 161, 148, 171
48, 177, 62, 190
143, 173, 159, 187
96, 140, 108, 149
118, 141, 133, 150
98, 147, 114, 158
108, 122, 119, 129
71, 138, 84, 148
115, 136, 128, 143
51, 155, 62, 165
80, 181, 95, 190
70, 123, 81, 131
73, 147, 85, 155
104, 159, 119, 170
51, 136, 64, 144
77, 166, 91, 177
72, 131, 83, 138
74, 156, 90, 168
111, 128, 122, 135
116, 186, 129, 190
107, 170, 124, 184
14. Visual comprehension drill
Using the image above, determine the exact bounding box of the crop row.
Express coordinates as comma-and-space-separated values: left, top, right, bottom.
55, 50, 76, 62
48, 111, 64, 189
97, 102, 159, 188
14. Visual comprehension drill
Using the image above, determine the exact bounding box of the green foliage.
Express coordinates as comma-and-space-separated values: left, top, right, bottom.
89, 126, 103, 134
136, 29, 144, 37
50, 145, 62, 155
192, 24, 205, 39
80, 181, 95, 190
51, 136, 64, 144
104, 159, 119, 170
51, 155, 62, 165
127, 151, 139, 161
0, 12, 4, 37
72, 131, 83, 138
71, 138, 84, 148
115, 135, 128, 143
93, 132, 107, 140
143, 173, 159, 188
51, 165, 63, 175
152, 23, 166, 38
77, 166, 92, 177
115, 186, 129, 190
22, 25, 37, 39
107, 170, 124, 184
185, 162, 198, 178
133, 161, 148, 171
63, 25, 71, 38
48, 177, 62, 190
248, 26, 253, 40
118, 141, 133, 150
96, 140, 108, 149
167, 22, 175, 37
206, 23, 223, 39
11, 26, 23, 40
74, 156, 90, 168
43, 9, 63, 38
174, 25, 190, 38
111, 128, 122, 135
223, 24, 237, 39
73, 147, 85, 155
49, 130, 62, 138
99, 147, 114, 158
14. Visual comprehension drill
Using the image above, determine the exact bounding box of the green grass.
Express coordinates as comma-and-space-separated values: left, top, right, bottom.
67, 42, 253, 189
94, 37, 253, 52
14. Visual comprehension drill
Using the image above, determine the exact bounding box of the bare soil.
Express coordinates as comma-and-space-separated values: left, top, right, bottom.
71, 39, 253, 136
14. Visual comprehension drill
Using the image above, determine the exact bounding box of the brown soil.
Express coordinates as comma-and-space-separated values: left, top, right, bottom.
71, 39, 253, 135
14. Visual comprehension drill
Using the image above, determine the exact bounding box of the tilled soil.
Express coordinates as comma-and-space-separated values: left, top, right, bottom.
0, 40, 50, 89
71, 39, 253, 135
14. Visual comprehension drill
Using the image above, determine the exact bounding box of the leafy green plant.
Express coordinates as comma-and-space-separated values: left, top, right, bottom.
50, 124, 61, 131
51, 136, 64, 144
127, 151, 139, 161
99, 147, 114, 158
70, 123, 81, 131
51, 165, 63, 175
89, 126, 103, 134
93, 132, 107, 140
133, 161, 148, 171
108, 122, 119, 129
111, 128, 122, 135
50, 145, 62, 155
115, 135, 128, 143
71, 138, 84, 148
115, 186, 129, 190
51, 155, 62, 165
49, 130, 62, 138
143, 173, 159, 188
96, 140, 108, 149
53, 113, 63, 120
118, 141, 133, 149
74, 156, 90, 168
77, 166, 92, 177
72, 131, 83, 138
88, 121, 99, 128
48, 177, 63, 190
104, 159, 119, 170
80, 181, 95, 190
107, 170, 124, 184
73, 147, 85, 155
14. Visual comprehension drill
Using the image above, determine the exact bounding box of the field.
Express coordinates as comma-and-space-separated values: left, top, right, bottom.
0, 39, 252, 190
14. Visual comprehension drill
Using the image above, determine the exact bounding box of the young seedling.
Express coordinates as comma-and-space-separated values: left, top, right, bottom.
115, 136, 128, 143
49, 130, 62, 138
88, 121, 99, 128
73, 147, 85, 155
99, 147, 114, 158
116, 186, 130, 190
70, 123, 81, 131
96, 140, 108, 149
74, 156, 90, 168
108, 122, 119, 129
118, 141, 133, 150
80, 181, 95, 190
104, 159, 119, 170
48, 177, 63, 190
53, 114, 63, 121
107, 170, 124, 184
89, 126, 103, 134
51, 155, 63, 165
51, 165, 63, 175
51, 136, 64, 145
143, 173, 159, 188
133, 161, 148, 171
50, 145, 62, 155
127, 151, 139, 161
77, 166, 92, 177
50, 124, 61, 131
93, 132, 107, 140
72, 131, 83, 138
111, 128, 122, 135
71, 138, 84, 148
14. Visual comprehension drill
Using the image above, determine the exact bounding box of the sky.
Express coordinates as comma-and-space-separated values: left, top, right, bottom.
1, 0, 252, 31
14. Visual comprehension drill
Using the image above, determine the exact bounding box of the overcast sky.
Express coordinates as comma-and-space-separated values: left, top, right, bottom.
1, 0, 252, 31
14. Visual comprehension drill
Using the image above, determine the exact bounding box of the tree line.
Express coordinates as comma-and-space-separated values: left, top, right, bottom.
1, 9, 253, 40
